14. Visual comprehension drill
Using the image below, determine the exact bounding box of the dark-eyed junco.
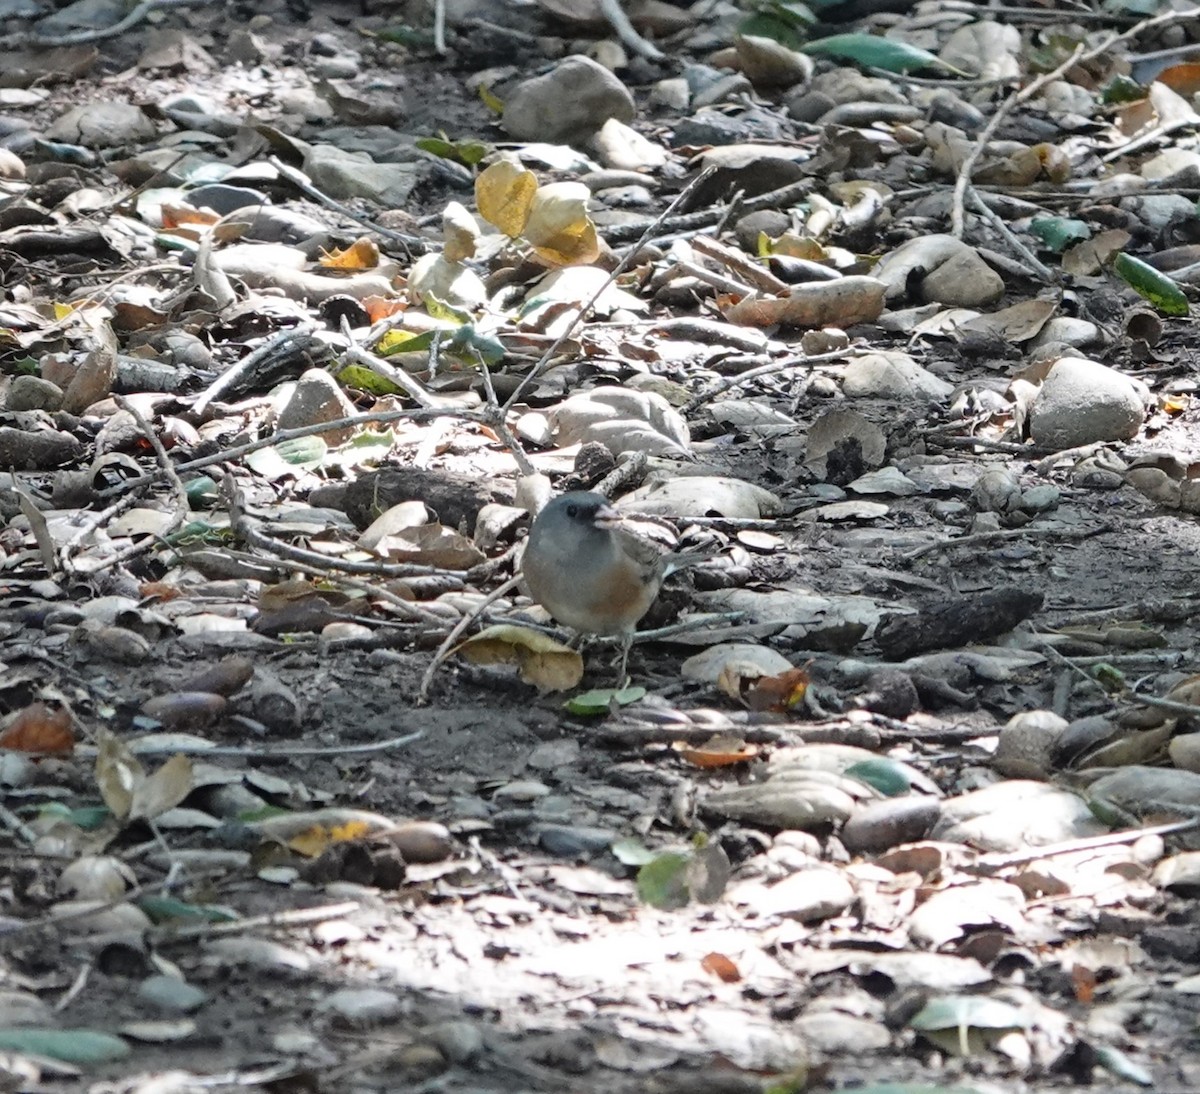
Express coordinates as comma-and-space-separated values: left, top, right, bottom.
521, 491, 707, 681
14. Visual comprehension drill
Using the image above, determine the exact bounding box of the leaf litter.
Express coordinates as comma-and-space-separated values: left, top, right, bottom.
4, 0, 1200, 1091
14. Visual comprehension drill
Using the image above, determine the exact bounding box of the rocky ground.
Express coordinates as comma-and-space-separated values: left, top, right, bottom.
3, 0, 1200, 1092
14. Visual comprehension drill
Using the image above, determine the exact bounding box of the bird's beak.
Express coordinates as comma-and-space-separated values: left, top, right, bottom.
592, 503, 624, 528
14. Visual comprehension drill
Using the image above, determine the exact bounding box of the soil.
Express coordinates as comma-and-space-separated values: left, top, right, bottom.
3, 2, 1200, 1094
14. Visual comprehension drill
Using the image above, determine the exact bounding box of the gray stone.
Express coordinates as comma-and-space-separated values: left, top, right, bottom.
276, 369, 358, 444
1029, 356, 1147, 450
7, 375, 64, 412
318, 988, 403, 1026
503, 55, 634, 143
137, 974, 208, 1014
301, 144, 417, 206
46, 101, 160, 148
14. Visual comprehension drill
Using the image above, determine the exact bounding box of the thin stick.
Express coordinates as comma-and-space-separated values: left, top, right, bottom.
417, 574, 523, 703
502, 167, 719, 412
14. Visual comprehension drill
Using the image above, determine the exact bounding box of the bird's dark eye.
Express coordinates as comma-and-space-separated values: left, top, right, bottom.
566, 504, 579, 518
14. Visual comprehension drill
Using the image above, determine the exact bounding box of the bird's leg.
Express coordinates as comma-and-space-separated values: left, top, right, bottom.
614, 632, 633, 688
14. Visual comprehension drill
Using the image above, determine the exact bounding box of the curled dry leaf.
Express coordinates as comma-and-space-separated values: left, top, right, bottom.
454, 624, 584, 692
722, 275, 885, 329
522, 181, 599, 266
0, 702, 74, 755
672, 733, 761, 768
319, 236, 380, 270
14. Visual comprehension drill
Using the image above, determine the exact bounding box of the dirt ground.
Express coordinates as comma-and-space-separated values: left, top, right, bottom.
4, 1, 1200, 1092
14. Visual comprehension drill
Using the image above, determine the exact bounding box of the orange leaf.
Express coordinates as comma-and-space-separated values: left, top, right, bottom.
674, 734, 760, 768
320, 237, 381, 271
745, 667, 810, 713
701, 952, 742, 983
0, 702, 75, 755
363, 295, 407, 322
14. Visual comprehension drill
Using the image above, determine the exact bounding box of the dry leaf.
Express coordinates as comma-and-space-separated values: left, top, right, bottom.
453, 624, 584, 692
0, 702, 74, 755
128, 753, 193, 822
475, 158, 537, 238
320, 237, 381, 270
701, 952, 742, 983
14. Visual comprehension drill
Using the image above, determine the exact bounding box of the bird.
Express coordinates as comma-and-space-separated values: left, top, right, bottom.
521, 491, 707, 683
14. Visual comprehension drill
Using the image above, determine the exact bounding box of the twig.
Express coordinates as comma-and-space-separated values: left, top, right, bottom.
72, 731, 425, 760
433, 0, 446, 53
417, 574, 523, 703
597, 0, 664, 61
902, 521, 1111, 562
975, 817, 1200, 872
683, 347, 857, 414
341, 339, 439, 408
502, 167, 719, 411
267, 157, 427, 254
950, 46, 1085, 240
191, 327, 317, 421
26, 0, 201, 45
968, 190, 1056, 281
97, 406, 489, 500
606, 179, 813, 247
220, 474, 458, 620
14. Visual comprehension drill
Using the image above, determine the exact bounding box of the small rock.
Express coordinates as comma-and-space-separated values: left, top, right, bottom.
589, 117, 667, 170
841, 797, 940, 853
993, 709, 1067, 779
1029, 357, 1147, 450
46, 101, 161, 148
6, 375, 64, 412
842, 352, 953, 400
503, 55, 635, 143
137, 974, 208, 1014
318, 988, 404, 1026
276, 369, 359, 444
650, 77, 689, 110
755, 867, 854, 922
734, 209, 789, 251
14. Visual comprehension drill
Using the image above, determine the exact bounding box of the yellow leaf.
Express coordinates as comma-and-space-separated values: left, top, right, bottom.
289, 824, 332, 858
475, 159, 537, 238
453, 624, 584, 692
320, 237, 381, 270
523, 181, 599, 266
478, 83, 505, 115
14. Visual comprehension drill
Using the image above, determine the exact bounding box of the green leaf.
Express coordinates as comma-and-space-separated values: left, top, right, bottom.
415, 135, 490, 167
137, 896, 240, 924
478, 84, 505, 116
844, 758, 916, 797
244, 435, 328, 478
1029, 216, 1091, 253
802, 33, 969, 75
738, 12, 803, 47
375, 24, 435, 49
1090, 661, 1127, 693
448, 324, 505, 366
565, 686, 646, 715
336, 363, 402, 396
0, 1028, 130, 1065
1112, 252, 1191, 316
636, 851, 692, 910
1101, 74, 1146, 104
376, 328, 437, 357
185, 475, 219, 508
423, 295, 472, 324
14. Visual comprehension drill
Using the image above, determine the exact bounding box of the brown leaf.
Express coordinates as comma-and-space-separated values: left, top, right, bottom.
0, 702, 74, 755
